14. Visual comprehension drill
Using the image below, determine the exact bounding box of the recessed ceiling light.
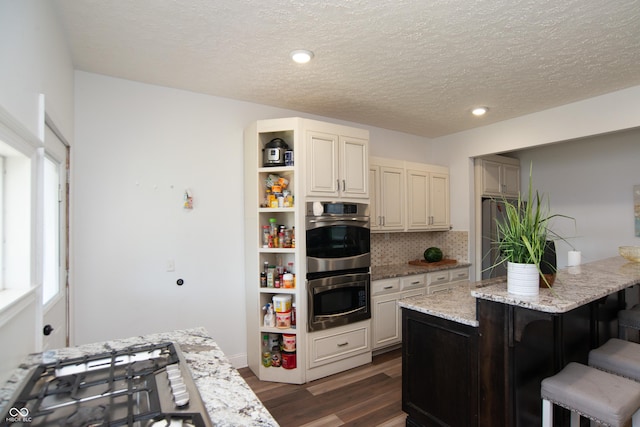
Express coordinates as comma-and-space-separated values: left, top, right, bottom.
290, 49, 314, 64
472, 107, 489, 116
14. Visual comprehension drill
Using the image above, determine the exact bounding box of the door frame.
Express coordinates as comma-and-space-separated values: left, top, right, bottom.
42, 114, 70, 348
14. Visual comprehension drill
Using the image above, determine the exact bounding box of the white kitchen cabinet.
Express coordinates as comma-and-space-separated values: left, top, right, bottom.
369, 158, 405, 231
427, 267, 470, 294
306, 129, 368, 200
245, 117, 371, 385
371, 276, 426, 350
371, 157, 450, 233
406, 163, 450, 231
305, 319, 372, 380
477, 155, 520, 198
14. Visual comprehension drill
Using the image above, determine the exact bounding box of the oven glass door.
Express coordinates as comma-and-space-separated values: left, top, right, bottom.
306, 219, 370, 273
308, 273, 370, 331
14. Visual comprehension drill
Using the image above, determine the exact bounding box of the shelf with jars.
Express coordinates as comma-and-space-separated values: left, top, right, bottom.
244, 118, 304, 384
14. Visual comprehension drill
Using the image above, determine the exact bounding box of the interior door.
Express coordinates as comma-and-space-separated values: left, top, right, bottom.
42, 123, 69, 350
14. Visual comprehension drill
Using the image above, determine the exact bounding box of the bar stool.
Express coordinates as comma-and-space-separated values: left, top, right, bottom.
541, 362, 640, 427
589, 338, 640, 382
619, 304, 640, 341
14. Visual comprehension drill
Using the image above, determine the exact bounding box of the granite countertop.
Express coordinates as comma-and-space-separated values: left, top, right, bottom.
398, 281, 479, 327
0, 327, 278, 427
398, 256, 640, 326
371, 261, 471, 281
472, 256, 640, 313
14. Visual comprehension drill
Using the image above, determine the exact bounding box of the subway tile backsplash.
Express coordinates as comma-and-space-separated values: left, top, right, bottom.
371, 231, 468, 266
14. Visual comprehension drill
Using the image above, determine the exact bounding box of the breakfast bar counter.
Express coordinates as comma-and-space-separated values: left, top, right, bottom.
472, 256, 640, 313
0, 327, 278, 427
399, 256, 640, 427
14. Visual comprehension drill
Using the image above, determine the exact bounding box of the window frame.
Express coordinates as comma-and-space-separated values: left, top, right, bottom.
0, 105, 44, 318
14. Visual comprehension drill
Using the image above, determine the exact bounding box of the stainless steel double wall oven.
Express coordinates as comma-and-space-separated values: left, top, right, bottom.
305, 201, 371, 332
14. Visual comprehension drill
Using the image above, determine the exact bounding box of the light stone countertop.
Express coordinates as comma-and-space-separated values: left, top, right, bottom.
398, 256, 640, 326
371, 261, 471, 281
0, 327, 278, 427
398, 281, 480, 327
471, 256, 640, 313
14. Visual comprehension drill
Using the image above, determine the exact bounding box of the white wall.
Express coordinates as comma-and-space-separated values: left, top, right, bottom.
0, 0, 74, 139
515, 128, 640, 266
72, 71, 433, 365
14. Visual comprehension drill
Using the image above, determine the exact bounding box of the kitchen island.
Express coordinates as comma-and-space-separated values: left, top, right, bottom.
0, 327, 278, 427
399, 256, 640, 426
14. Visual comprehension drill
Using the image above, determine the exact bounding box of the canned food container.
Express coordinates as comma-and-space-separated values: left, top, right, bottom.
276, 310, 291, 328
282, 350, 296, 369
268, 333, 280, 349
285, 150, 294, 167
272, 294, 292, 312
282, 333, 296, 351
283, 273, 294, 288
271, 347, 282, 367
262, 351, 272, 367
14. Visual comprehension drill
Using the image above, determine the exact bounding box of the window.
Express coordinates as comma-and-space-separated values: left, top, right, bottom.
0, 142, 32, 294
0, 106, 42, 314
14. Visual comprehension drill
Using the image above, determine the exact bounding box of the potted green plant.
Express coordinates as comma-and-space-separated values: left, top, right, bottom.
492, 164, 572, 296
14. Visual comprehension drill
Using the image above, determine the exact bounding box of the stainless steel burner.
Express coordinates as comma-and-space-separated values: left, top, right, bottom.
2, 342, 212, 427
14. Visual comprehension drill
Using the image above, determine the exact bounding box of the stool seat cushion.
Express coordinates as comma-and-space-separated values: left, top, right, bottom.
541, 362, 640, 426
590, 338, 640, 382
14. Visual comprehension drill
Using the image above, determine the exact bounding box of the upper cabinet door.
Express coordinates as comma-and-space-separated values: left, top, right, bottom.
501, 164, 520, 197
481, 160, 503, 195
369, 166, 380, 231
340, 136, 369, 199
429, 172, 450, 228
306, 131, 339, 197
406, 169, 429, 230
379, 166, 405, 230
306, 130, 369, 200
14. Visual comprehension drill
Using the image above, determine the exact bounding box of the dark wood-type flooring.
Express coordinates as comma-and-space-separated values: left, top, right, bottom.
239, 348, 405, 427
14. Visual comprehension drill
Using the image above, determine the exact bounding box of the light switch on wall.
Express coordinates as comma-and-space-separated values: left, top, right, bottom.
166, 260, 175, 272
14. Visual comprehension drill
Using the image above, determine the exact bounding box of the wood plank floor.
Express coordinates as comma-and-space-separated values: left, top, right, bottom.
238, 348, 406, 427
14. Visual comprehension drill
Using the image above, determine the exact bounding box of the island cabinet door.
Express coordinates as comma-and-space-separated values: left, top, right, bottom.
402, 308, 479, 427
477, 298, 607, 427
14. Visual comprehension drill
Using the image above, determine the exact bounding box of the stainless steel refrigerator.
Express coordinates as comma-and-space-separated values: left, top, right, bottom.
481, 198, 516, 279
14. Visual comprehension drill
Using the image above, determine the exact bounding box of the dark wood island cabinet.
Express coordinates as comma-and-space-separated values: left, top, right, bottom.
399, 257, 640, 427
402, 308, 478, 426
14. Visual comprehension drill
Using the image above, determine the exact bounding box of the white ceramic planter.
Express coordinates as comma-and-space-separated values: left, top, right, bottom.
507, 262, 540, 296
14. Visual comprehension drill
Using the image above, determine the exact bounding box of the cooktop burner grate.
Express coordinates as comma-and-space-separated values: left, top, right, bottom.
2, 342, 211, 427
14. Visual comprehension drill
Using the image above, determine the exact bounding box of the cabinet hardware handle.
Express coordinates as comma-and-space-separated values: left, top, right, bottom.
337, 342, 349, 347
411, 281, 420, 285
437, 276, 446, 280
383, 286, 393, 290
336, 179, 340, 192
342, 179, 346, 191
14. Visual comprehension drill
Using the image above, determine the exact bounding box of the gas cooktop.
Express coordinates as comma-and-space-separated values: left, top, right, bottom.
2, 342, 212, 427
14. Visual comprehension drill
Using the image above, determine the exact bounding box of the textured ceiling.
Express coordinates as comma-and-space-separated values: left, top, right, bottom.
53, 0, 640, 138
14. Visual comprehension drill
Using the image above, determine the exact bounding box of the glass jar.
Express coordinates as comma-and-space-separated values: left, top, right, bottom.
262, 225, 270, 248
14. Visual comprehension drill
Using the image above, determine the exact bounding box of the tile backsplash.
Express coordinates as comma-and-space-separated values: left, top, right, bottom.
371, 231, 468, 266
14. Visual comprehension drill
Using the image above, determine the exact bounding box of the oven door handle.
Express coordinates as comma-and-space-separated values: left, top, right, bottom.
307, 217, 369, 225
315, 306, 367, 319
